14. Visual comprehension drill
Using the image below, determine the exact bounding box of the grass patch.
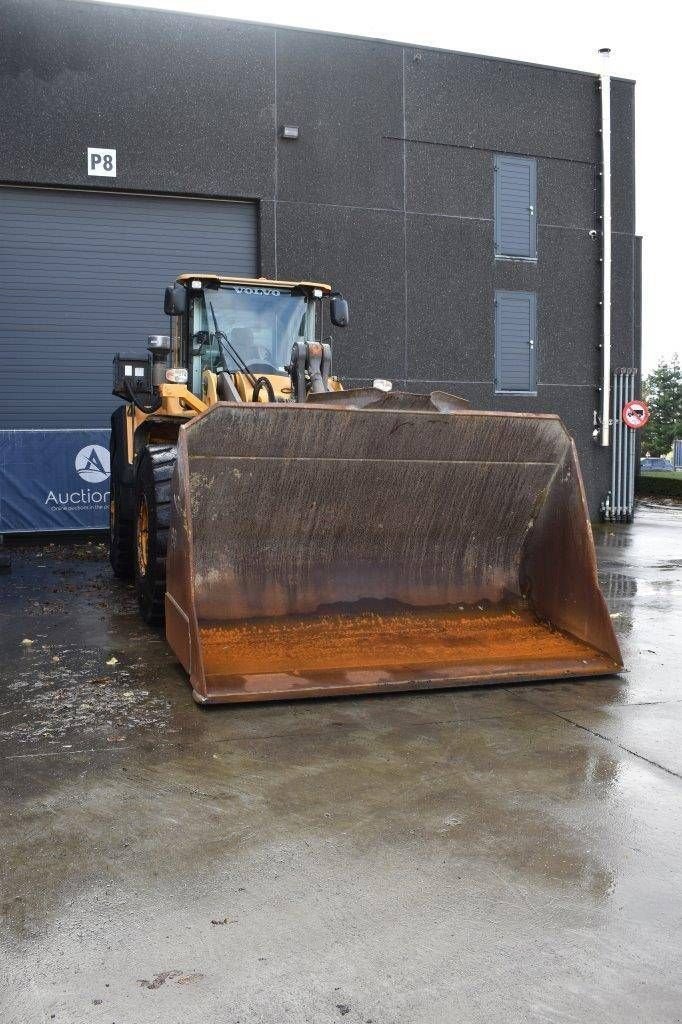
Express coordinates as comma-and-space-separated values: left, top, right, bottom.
637, 472, 682, 497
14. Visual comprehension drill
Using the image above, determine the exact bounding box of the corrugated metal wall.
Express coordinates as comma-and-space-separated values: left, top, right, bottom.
0, 188, 258, 428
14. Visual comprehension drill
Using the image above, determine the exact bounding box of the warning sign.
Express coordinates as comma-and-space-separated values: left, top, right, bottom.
621, 399, 650, 429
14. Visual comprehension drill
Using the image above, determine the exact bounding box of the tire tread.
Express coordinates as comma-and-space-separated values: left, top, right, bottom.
135, 445, 177, 626
109, 408, 135, 579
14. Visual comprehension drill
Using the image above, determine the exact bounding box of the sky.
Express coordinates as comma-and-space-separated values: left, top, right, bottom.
100, 0, 679, 373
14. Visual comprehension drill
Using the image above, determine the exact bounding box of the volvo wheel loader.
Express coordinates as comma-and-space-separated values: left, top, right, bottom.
109, 272, 621, 704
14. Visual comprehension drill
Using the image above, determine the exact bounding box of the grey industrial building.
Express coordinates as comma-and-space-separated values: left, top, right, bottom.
0, 0, 639, 520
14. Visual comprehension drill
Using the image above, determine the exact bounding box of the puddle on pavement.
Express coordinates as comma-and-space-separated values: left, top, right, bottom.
1, 641, 172, 746
1, 544, 177, 748
598, 571, 638, 600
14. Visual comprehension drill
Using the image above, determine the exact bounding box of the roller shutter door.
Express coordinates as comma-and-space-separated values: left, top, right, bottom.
0, 187, 258, 428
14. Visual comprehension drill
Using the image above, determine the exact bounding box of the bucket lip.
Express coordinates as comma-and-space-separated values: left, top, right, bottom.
177, 402, 574, 463
194, 655, 622, 704
179, 400, 568, 436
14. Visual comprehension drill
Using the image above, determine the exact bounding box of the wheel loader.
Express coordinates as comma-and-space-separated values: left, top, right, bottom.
109, 272, 622, 704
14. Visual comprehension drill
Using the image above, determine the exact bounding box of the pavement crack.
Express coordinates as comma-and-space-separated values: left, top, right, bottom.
546, 709, 682, 780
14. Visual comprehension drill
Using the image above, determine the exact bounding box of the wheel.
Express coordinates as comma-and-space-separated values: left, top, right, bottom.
134, 445, 177, 625
109, 475, 134, 578
109, 408, 134, 579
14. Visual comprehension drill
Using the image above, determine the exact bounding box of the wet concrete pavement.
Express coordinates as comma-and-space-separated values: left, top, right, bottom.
1, 500, 681, 1023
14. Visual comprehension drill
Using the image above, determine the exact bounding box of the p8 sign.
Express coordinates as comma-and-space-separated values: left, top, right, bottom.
87, 147, 116, 177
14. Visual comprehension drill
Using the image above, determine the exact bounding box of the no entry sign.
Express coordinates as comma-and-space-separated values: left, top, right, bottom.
621, 399, 650, 429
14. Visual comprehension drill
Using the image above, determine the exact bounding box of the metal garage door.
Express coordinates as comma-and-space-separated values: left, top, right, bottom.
0, 187, 258, 428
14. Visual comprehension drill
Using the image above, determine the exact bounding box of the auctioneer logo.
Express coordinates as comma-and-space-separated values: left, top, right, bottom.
44, 440, 111, 512
74, 445, 110, 483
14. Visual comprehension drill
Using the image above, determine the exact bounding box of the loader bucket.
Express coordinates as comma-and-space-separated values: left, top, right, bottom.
164, 396, 622, 704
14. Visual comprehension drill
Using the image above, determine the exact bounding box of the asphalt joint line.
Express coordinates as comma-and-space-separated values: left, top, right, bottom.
506, 690, 681, 781
550, 710, 681, 780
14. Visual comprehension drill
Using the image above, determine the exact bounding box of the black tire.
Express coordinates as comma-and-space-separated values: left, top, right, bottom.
134, 444, 177, 626
109, 474, 135, 578
109, 408, 134, 579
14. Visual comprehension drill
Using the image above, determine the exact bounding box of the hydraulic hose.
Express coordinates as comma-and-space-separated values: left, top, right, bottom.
125, 379, 162, 414
251, 377, 276, 403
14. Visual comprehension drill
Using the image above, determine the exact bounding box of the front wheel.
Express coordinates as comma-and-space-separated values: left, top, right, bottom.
134, 445, 177, 625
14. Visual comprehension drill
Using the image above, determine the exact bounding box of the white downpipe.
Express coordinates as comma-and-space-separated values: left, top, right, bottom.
599, 48, 612, 447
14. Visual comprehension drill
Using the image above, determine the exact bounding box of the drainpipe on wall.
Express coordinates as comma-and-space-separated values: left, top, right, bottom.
598, 46, 612, 448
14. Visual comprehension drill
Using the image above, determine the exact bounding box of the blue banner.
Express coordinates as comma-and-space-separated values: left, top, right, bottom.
0, 430, 111, 533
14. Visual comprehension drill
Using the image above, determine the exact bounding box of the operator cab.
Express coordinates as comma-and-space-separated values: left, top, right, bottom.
164, 274, 349, 400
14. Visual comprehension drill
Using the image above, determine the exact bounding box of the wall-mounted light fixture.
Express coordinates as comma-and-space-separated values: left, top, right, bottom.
281, 125, 299, 140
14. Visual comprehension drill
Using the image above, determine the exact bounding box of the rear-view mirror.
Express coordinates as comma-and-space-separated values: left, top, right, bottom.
330, 294, 349, 328
164, 284, 187, 317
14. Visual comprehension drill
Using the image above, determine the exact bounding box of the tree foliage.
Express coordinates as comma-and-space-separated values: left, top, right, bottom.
641, 356, 682, 457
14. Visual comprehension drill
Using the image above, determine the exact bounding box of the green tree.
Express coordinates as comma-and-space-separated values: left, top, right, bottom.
641, 356, 682, 457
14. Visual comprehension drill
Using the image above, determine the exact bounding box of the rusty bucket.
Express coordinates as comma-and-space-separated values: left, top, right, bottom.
164, 395, 621, 704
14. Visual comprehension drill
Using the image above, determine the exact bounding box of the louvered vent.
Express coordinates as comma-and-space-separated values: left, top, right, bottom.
494, 291, 536, 394
494, 155, 537, 259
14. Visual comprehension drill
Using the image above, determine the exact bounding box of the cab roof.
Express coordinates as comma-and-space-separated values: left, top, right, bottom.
176, 273, 332, 293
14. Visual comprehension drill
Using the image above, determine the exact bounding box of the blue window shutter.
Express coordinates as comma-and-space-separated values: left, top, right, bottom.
494, 155, 537, 258
495, 291, 536, 393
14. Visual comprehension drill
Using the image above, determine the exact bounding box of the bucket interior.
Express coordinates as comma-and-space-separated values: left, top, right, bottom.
196, 600, 618, 702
